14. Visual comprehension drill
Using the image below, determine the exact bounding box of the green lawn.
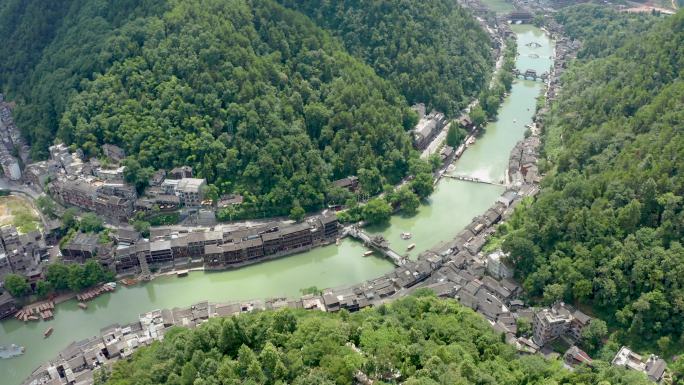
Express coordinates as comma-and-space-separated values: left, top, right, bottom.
0, 195, 41, 233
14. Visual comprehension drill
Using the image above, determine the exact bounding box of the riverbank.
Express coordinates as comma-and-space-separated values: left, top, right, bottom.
10, 22, 560, 385
0, 18, 561, 385
3, 10, 511, 326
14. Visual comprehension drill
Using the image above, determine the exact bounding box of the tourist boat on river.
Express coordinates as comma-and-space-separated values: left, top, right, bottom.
466, 136, 476, 147
120, 278, 139, 286
400, 232, 412, 240
78, 303, 88, 310
407, 243, 416, 251
363, 250, 374, 257
176, 270, 189, 277
0, 344, 25, 359
44, 327, 54, 338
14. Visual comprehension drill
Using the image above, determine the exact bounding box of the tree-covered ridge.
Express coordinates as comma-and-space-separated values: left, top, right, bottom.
0, 0, 494, 216
554, 5, 660, 59
499, 8, 684, 355
276, 0, 493, 116
53, 0, 419, 214
0, 0, 170, 159
102, 293, 649, 385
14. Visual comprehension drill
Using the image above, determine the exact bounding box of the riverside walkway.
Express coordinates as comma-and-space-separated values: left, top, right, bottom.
345, 226, 407, 266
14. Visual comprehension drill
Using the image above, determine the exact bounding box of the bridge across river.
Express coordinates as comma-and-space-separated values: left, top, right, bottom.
345, 226, 406, 266
512, 68, 548, 81
443, 174, 507, 187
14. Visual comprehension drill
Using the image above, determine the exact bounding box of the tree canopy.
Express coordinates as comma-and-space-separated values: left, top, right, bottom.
497, 6, 684, 357
0, 0, 494, 219
102, 293, 650, 385
275, 0, 493, 116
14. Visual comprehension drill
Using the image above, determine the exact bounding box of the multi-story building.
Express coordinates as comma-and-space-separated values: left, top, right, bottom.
60, 232, 112, 266
0, 226, 47, 286
23, 161, 50, 189
411, 108, 447, 150
612, 346, 667, 383
0, 291, 17, 319
114, 214, 339, 273
101, 144, 125, 162
168, 166, 193, 179
487, 250, 514, 279
50, 178, 136, 222
0, 252, 12, 283
176, 178, 206, 207
0, 153, 21, 180
532, 302, 592, 346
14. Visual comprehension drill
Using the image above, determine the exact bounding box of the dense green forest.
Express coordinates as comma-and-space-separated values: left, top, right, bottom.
58, 0, 419, 215
496, 6, 684, 362
0, 0, 493, 217
0, 0, 170, 159
99, 293, 650, 385
554, 5, 661, 59
275, 0, 493, 116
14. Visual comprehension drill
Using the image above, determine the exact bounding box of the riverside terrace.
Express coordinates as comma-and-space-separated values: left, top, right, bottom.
101, 213, 339, 275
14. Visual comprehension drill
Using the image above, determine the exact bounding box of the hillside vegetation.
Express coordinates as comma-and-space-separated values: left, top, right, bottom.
276, 0, 493, 116
0, 0, 170, 159
57, 0, 419, 214
0, 0, 493, 217
101, 293, 650, 385
498, 6, 684, 360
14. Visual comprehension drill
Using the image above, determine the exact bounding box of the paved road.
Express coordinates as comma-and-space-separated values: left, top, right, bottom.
0, 178, 43, 199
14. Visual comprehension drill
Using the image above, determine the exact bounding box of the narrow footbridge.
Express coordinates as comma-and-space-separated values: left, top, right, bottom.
443, 174, 507, 187
346, 226, 406, 266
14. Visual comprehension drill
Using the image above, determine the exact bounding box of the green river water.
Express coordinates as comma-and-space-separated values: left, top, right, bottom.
0, 24, 553, 384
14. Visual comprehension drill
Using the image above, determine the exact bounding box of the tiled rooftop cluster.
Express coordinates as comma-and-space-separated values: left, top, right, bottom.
30, 143, 209, 222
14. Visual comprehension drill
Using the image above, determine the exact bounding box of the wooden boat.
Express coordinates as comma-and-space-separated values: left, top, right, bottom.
78, 303, 88, 310
407, 243, 416, 251
363, 250, 374, 257
44, 327, 54, 338
120, 278, 139, 286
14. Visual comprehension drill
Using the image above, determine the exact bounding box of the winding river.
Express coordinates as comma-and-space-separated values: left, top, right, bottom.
0, 24, 554, 385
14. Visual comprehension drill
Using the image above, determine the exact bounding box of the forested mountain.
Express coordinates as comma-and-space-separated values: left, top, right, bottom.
100, 293, 649, 385
554, 5, 660, 59
0, 0, 493, 216
0, 0, 170, 159
498, 7, 684, 359
276, 0, 493, 116
58, 0, 420, 214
